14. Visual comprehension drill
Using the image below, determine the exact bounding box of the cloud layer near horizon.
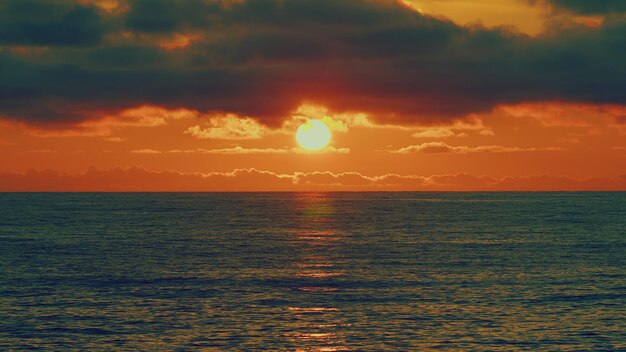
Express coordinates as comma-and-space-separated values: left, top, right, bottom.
2, 167, 625, 191
1, 0, 625, 129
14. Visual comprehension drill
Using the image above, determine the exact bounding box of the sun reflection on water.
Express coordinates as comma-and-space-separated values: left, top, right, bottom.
285, 193, 352, 351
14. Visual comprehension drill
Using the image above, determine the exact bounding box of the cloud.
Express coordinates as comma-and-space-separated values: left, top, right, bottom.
0, 0, 106, 46
499, 102, 626, 128
392, 142, 563, 153
159, 33, 202, 50
410, 114, 493, 137
131, 148, 161, 154
286, 104, 375, 132
412, 128, 457, 138
0, 0, 624, 129
15, 105, 195, 137
539, 0, 626, 14
22, 149, 57, 153
78, 0, 125, 14
185, 113, 270, 140
104, 136, 126, 142
131, 146, 350, 155
133, 147, 286, 154
124, 0, 216, 33
196, 146, 288, 155
293, 146, 351, 154
394, 142, 457, 153
287, 104, 493, 136
1, 167, 624, 191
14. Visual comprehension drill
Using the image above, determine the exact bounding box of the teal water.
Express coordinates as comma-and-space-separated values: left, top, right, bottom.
1, 193, 625, 351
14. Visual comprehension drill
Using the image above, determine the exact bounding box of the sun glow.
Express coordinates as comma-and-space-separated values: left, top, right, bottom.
296, 119, 331, 151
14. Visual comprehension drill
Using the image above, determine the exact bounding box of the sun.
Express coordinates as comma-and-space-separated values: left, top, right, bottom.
296, 119, 331, 151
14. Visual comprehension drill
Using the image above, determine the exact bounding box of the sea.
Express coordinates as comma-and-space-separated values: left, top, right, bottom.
1, 192, 625, 351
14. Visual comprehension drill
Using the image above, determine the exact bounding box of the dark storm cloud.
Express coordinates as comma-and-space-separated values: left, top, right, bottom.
545, 0, 626, 14
0, 0, 624, 127
0, 0, 105, 46
125, 0, 217, 33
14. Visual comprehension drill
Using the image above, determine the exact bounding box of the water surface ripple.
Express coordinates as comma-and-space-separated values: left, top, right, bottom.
1, 192, 625, 350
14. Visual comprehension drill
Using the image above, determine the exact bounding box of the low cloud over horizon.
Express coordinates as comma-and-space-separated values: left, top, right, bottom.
2, 167, 625, 192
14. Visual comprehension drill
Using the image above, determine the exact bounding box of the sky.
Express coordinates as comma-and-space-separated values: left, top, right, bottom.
0, 0, 625, 191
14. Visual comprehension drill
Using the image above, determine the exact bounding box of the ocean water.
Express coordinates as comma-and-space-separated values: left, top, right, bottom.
0, 192, 625, 351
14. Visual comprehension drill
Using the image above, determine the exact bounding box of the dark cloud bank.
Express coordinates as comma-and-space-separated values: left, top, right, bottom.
0, 0, 625, 127
543, 0, 626, 14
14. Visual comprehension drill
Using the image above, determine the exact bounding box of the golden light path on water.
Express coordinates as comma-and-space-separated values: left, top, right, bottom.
285, 193, 351, 351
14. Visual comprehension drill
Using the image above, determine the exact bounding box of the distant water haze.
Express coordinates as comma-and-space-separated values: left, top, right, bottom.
1, 193, 625, 350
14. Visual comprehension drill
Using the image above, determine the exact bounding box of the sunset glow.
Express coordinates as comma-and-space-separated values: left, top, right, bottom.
0, 0, 624, 191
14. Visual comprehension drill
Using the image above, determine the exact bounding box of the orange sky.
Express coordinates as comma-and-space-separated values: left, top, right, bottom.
0, 0, 625, 191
